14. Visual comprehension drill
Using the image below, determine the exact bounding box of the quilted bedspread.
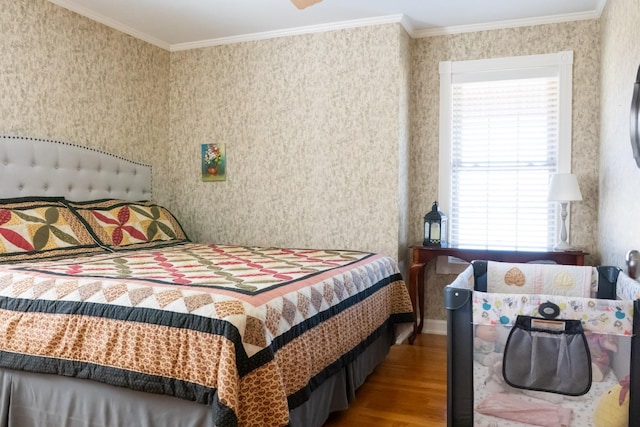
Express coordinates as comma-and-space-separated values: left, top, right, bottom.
0, 243, 413, 427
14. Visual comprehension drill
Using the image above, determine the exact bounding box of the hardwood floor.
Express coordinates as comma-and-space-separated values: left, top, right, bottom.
323, 333, 447, 427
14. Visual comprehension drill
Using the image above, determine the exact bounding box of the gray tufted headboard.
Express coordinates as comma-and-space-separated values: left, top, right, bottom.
0, 136, 152, 201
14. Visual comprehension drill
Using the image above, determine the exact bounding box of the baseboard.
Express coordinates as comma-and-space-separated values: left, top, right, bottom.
422, 319, 447, 335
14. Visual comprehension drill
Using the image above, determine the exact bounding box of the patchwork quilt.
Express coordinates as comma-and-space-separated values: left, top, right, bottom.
0, 243, 413, 427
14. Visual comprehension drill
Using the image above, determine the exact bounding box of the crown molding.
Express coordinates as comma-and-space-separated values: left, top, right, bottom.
170, 14, 406, 51
48, 0, 171, 50
398, 15, 417, 38
48, 0, 604, 51
596, 0, 608, 17
413, 10, 601, 38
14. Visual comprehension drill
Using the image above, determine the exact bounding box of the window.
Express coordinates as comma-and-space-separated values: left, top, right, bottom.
439, 51, 573, 251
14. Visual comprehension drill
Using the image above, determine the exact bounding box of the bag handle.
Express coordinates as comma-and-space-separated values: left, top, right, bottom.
539, 301, 560, 319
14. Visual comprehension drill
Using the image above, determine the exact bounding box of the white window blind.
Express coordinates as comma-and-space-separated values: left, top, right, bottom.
450, 77, 559, 250
439, 52, 573, 252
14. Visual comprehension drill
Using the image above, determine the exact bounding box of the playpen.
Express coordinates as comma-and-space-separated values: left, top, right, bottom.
445, 260, 640, 427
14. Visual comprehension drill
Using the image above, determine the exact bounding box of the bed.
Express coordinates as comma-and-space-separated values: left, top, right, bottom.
0, 136, 414, 427
445, 260, 640, 427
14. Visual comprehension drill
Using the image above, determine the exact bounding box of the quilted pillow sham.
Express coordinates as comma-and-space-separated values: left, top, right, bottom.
0, 197, 103, 263
66, 199, 189, 251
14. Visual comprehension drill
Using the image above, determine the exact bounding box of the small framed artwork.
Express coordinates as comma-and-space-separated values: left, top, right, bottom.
201, 143, 226, 182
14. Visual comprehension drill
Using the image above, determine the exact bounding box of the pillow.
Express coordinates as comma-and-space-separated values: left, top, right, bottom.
0, 197, 104, 263
65, 199, 189, 251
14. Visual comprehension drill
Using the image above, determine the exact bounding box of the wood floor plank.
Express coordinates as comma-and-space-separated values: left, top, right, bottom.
323, 333, 446, 427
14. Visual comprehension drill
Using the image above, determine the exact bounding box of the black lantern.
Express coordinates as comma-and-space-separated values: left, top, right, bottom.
423, 201, 447, 247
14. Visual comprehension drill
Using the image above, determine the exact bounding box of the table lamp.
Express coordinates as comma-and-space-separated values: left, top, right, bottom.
547, 173, 582, 251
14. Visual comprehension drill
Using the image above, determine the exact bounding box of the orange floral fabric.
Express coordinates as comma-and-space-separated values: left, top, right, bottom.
0, 244, 413, 427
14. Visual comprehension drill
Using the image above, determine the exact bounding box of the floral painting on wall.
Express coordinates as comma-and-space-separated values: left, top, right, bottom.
201, 143, 226, 182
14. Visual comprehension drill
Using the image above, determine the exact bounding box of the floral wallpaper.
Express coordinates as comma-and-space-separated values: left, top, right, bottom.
3, 0, 610, 326
598, 0, 640, 268
397, 29, 412, 272
0, 0, 169, 183
166, 25, 410, 260
2, 0, 411, 261
410, 20, 601, 322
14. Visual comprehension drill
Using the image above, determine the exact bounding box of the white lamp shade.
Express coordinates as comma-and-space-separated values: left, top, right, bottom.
548, 173, 583, 202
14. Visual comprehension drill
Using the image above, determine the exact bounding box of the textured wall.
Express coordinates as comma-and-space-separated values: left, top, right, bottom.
167, 25, 409, 259
396, 29, 411, 273
598, 0, 640, 268
0, 0, 169, 180
410, 21, 601, 322
4, 0, 609, 324
1, 0, 409, 262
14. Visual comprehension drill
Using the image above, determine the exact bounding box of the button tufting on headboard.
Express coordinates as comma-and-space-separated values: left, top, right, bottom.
0, 136, 153, 202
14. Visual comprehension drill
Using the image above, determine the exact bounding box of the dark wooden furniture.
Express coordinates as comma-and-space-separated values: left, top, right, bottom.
407, 245, 587, 343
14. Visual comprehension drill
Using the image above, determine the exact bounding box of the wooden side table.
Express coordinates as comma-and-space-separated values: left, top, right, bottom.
407, 246, 586, 343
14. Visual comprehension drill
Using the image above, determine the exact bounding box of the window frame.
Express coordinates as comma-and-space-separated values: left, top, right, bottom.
438, 51, 574, 250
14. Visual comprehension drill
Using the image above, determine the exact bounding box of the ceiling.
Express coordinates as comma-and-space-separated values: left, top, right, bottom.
48, 0, 607, 51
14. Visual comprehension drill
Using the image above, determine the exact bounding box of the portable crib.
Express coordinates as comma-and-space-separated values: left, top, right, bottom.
445, 260, 640, 427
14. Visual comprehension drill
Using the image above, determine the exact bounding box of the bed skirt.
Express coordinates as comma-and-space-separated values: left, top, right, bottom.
0, 324, 395, 427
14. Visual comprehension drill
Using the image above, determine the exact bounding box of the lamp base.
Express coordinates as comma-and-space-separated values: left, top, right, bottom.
553, 241, 575, 252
